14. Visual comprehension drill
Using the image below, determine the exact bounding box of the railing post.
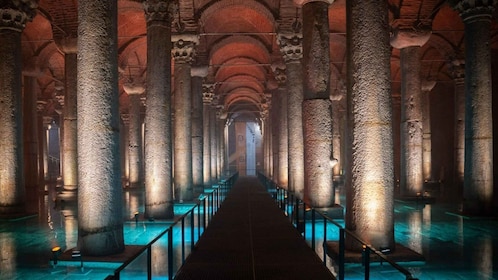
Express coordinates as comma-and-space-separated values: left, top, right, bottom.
203, 197, 207, 231
323, 215, 327, 266
363, 245, 370, 280
339, 228, 345, 280
168, 230, 173, 280
197, 203, 201, 240
190, 210, 195, 250
181, 218, 185, 263
147, 246, 152, 280
302, 202, 306, 238
311, 208, 316, 250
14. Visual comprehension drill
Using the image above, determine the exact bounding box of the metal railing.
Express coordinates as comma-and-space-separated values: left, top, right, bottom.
257, 172, 418, 280
107, 172, 238, 280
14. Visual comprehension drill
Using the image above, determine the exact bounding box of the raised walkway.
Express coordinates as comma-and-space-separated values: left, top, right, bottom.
174, 176, 335, 280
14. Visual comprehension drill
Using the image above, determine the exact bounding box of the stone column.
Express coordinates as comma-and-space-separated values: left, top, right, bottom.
202, 84, 214, 186
295, 0, 334, 207
217, 108, 227, 178
391, 21, 431, 197
37, 102, 47, 184
22, 73, 41, 192
270, 87, 280, 182
123, 80, 145, 188
210, 107, 218, 182
172, 35, 198, 202
77, 0, 124, 255
346, 0, 395, 250
278, 33, 305, 196
0, 2, 37, 215
449, 58, 465, 196
55, 38, 79, 191
421, 79, 436, 182
451, 0, 495, 215
191, 66, 208, 195
271, 63, 289, 188
143, 0, 175, 219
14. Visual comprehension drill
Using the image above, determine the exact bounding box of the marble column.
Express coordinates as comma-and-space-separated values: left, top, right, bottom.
278, 33, 305, 197
449, 58, 465, 196
22, 73, 41, 192
295, 0, 334, 207
270, 87, 280, 182
0, 2, 37, 215
217, 109, 227, 178
191, 66, 208, 194
202, 84, 214, 186
451, 0, 496, 215
346, 0, 395, 250
271, 63, 289, 188
55, 38, 79, 191
422, 79, 436, 182
172, 35, 198, 202
391, 21, 431, 197
123, 80, 145, 188
143, 0, 175, 219
37, 102, 47, 184
77, 0, 124, 255
210, 107, 218, 182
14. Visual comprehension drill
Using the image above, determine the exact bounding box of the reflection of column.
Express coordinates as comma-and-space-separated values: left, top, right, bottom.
295, 0, 334, 207
391, 20, 431, 197
449, 58, 465, 196
123, 80, 145, 188
172, 35, 198, 202
421, 80, 436, 182
202, 84, 214, 186
143, 0, 175, 219
77, 0, 124, 255
55, 38, 79, 191
452, 1, 495, 215
407, 210, 422, 254
0, 232, 16, 278
271, 63, 288, 188
346, 0, 394, 250
278, 33, 304, 196
0, 2, 37, 214
191, 66, 208, 194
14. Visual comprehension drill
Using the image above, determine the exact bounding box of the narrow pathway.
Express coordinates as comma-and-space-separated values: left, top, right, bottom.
175, 176, 335, 280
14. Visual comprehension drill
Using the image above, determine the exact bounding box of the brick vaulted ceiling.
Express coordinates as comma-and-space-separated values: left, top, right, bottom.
23, 0, 498, 123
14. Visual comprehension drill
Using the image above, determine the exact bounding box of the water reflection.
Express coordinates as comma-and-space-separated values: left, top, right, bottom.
0, 232, 17, 278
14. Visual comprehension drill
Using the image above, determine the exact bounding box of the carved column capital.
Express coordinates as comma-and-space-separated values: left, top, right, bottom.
277, 33, 303, 63
448, 57, 465, 83
202, 84, 215, 104
191, 66, 209, 78
271, 62, 287, 85
390, 19, 432, 49
123, 77, 145, 95
171, 34, 199, 63
0, 1, 38, 32
143, 0, 176, 24
450, 0, 497, 23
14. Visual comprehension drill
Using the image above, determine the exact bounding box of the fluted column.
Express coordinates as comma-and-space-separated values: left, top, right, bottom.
77, 0, 124, 255
191, 66, 208, 194
271, 63, 289, 188
346, 0, 394, 250
172, 35, 198, 202
278, 33, 305, 196
421, 80, 436, 182
143, 0, 175, 219
55, 38, 79, 191
451, 0, 496, 215
124, 80, 145, 188
295, 0, 334, 207
0, 2, 37, 215
391, 21, 431, 197
202, 84, 214, 186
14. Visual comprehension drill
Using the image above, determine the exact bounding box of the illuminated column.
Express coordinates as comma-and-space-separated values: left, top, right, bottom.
210, 107, 218, 182
449, 58, 465, 194
278, 33, 304, 196
347, 0, 394, 250
452, 0, 495, 215
421, 80, 436, 182
202, 85, 214, 186
391, 21, 431, 197
0, 2, 37, 214
296, 0, 334, 207
42, 117, 51, 181
121, 114, 130, 183
191, 66, 208, 194
331, 87, 346, 180
77, 0, 124, 255
123, 80, 145, 188
37, 102, 47, 184
270, 87, 280, 182
22, 73, 41, 191
55, 38, 79, 191
172, 35, 198, 202
216, 108, 227, 178
143, 0, 174, 219
271, 63, 289, 188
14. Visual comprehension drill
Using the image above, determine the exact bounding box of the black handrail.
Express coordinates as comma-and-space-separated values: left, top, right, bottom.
108, 172, 238, 279
257, 172, 418, 280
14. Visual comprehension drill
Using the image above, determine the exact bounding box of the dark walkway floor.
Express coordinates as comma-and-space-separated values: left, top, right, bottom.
174, 176, 335, 280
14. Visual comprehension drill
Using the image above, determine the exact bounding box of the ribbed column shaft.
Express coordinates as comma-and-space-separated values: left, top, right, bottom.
77, 0, 124, 255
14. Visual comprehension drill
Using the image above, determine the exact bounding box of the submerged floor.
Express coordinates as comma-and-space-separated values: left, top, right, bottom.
1, 177, 497, 279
